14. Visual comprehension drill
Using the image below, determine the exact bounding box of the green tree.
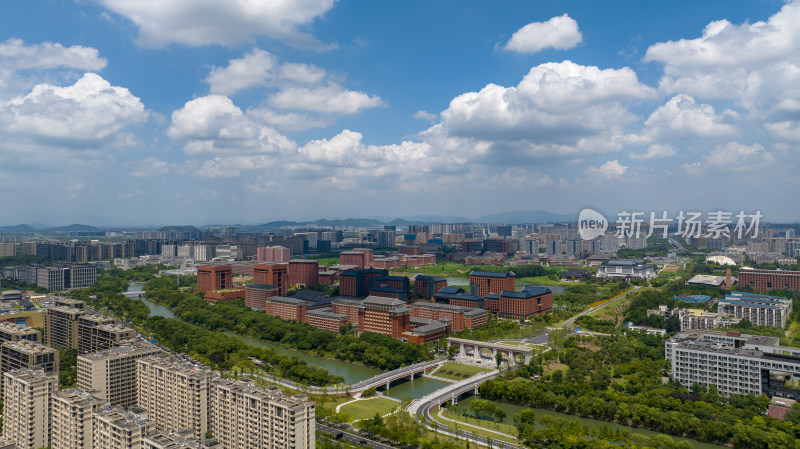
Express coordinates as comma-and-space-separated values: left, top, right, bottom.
495, 352, 503, 368
447, 345, 459, 359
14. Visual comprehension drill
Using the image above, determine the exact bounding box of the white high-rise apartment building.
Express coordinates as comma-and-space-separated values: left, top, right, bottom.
51, 389, 102, 449
92, 406, 153, 449
209, 378, 315, 449
137, 357, 216, 439
2, 369, 58, 449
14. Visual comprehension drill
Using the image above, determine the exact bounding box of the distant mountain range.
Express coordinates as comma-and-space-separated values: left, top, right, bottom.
259, 210, 576, 228
0, 223, 101, 234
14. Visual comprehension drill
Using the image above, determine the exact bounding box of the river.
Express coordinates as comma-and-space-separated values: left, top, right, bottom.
450, 396, 727, 449
128, 282, 413, 386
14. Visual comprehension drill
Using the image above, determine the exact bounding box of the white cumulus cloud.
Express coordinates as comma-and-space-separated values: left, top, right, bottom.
629, 144, 677, 160
206, 49, 277, 95
441, 60, 655, 144
682, 142, 774, 174
98, 0, 337, 48
269, 84, 384, 114
504, 14, 583, 54
585, 160, 628, 179
637, 94, 739, 141
644, 2, 800, 125
0, 38, 107, 72
0, 73, 146, 144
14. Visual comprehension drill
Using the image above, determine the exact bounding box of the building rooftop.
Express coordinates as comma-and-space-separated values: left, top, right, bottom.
686, 274, 727, 286
304, 307, 347, 320
414, 274, 447, 282
363, 296, 407, 307
521, 286, 553, 296
2, 340, 55, 354
54, 388, 102, 405
469, 270, 515, 278
0, 321, 39, 335
246, 283, 279, 290
211, 377, 313, 409
138, 356, 219, 381
290, 289, 329, 301
265, 296, 313, 307
331, 297, 364, 307
80, 340, 160, 360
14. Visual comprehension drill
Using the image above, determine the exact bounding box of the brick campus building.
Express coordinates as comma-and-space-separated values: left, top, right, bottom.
196, 265, 233, 293
469, 270, 516, 297
738, 268, 800, 292
288, 260, 319, 287
414, 275, 447, 300
253, 263, 289, 295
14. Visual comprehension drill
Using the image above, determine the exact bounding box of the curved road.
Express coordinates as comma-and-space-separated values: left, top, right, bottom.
562, 286, 640, 328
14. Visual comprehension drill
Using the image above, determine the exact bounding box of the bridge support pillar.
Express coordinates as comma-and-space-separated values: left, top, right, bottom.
385, 382, 390, 390
474, 345, 481, 360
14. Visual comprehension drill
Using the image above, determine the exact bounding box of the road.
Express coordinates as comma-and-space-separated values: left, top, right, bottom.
317, 422, 398, 449
561, 286, 640, 328
668, 237, 686, 252
407, 370, 522, 449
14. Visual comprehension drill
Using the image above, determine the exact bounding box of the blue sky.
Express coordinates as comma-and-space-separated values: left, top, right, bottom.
0, 0, 797, 225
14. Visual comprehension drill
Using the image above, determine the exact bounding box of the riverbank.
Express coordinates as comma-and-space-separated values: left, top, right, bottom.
131, 283, 384, 385
449, 396, 728, 449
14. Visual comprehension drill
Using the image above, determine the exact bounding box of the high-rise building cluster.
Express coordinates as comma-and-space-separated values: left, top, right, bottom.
3, 345, 316, 449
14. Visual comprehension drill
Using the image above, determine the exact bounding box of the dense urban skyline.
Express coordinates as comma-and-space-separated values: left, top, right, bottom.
1, 1, 798, 225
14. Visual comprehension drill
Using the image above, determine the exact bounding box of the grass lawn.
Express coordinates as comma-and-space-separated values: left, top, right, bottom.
587, 294, 633, 322
432, 362, 491, 381
311, 257, 340, 267
391, 262, 475, 276
339, 398, 399, 421
438, 410, 519, 445
515, 276, 569, 287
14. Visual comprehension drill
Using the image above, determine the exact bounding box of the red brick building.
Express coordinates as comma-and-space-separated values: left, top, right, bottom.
498, 286, 553, 319
331, 298, 363, 329
414, 275, 447, 299
305, 308, 349, 332
244, 283, 280, 310
368, 275, 410, 300
469, 270, 516, 297
257, 246, 290, 263
253, 263, 289, 295
409, 302, 487, 331
197, 265, 233, 293
204, 287, 245, 303
318, 270, 339, 285
738, 269, 800, 292
353, 248, 374, 268
403, 318, 449, 344
339, 251, 367, 269
339, 268, 387, 297
359, 296, 410, 339
398, 246, 421, 256
484, 294, 500, 312
265, 296, 311, 322
433, 287, 484, 309
461, 240, 483, 253
288, 259, 319, 287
